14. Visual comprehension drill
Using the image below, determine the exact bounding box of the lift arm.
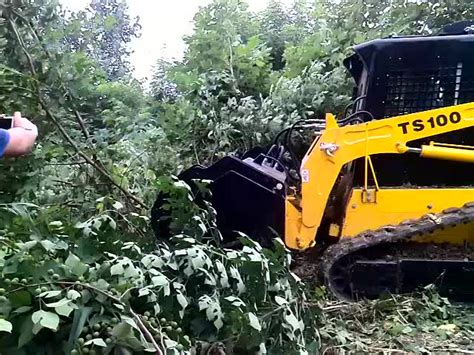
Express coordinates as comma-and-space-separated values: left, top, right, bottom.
285, 102, 474, 250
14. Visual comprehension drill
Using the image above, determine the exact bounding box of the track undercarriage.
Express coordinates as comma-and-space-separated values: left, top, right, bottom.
318, 202, 474, 301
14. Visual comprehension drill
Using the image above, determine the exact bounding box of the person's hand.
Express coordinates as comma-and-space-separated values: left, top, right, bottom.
3, 111, 38, 157
12, 111, 37, 131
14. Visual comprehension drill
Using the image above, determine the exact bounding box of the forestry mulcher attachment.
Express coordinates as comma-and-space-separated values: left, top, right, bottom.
152, 21, 474, 301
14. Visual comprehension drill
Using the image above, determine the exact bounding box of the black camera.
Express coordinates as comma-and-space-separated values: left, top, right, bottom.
0, 115, 13, 130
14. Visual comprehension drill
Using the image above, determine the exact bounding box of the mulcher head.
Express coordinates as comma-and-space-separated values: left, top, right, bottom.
151, 150, 288, 244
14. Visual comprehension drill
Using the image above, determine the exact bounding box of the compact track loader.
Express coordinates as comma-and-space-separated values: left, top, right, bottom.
152, 21, 474, 301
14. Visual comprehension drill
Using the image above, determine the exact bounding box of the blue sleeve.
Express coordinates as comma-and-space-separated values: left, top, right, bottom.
0, 129, 10, 157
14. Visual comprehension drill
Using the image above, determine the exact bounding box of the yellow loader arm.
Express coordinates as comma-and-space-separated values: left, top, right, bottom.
285, 102, 474, 249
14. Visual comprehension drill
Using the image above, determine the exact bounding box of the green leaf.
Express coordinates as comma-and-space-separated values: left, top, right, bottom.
92, 279, 110, 291
151, 275, 168, 286
67, 290, 81, 300
164, 339, 179, 350
84, 338, 107, 347
215, 260, 229, 288
387, 322, 404, 336
112, 322, 133, 339
257, 342, 266, 354
199, 295, 212, 311
123, 264, 139, 278
256, 59, 266, 68
40, 239, 57, 251
0, 319, 12, 333
121, 316, 140, 330
10, 291, 32, 307
214, 316, 224, 330
154, 303, 160, 315
229, 266, 246, 294
283, 310, 300, 333
2, 257, 18, 273
2, 256, 19, 274
248, 312, 261, 331
55, 303, 75, 317
108, 218, 117, 230
18, 318, 34, 348
138, 288, 150, 297
110, 262, 124, 276
19, 241, 38, 251
274, 296, 288, 306
198, 295, 223, 329
224, 296, 245, 308
31, 310, 59, 332
13, 306, 33, 315
38, 290, 62, 298
49, 221, 63, 228
65, 253, 88, 276
45, 298, 71, 308
176, 292, 187, 308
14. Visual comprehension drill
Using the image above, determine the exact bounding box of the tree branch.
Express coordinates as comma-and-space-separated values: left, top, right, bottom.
45, 160, 87, 166
11, 8, 94, 145
131, 310, 163, 355
42, 104, 147, 208
73, 108, 91, 141
8, 15, 148, 210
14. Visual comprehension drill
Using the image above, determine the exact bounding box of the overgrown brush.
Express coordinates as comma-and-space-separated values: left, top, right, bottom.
0, 181, 319, 355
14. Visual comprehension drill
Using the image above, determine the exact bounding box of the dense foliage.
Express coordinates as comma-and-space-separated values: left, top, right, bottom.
0, 0, 473, 353
0, 190, 317, 354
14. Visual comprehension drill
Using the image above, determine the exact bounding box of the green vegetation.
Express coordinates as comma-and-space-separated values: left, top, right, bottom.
0, 0, 473, 353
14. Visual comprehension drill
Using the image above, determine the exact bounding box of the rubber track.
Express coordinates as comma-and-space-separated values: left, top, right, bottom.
323, 202, 474, 300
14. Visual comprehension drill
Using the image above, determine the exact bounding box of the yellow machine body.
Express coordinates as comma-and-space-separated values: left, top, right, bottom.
342, 188, 474, 244
285, 103, 474, 250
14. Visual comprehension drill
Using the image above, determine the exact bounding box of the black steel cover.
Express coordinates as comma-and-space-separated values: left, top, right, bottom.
344, 20, 474, 188
344, 20, 474, 119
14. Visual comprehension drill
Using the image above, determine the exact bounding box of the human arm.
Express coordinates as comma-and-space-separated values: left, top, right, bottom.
3, 111, 38, 157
